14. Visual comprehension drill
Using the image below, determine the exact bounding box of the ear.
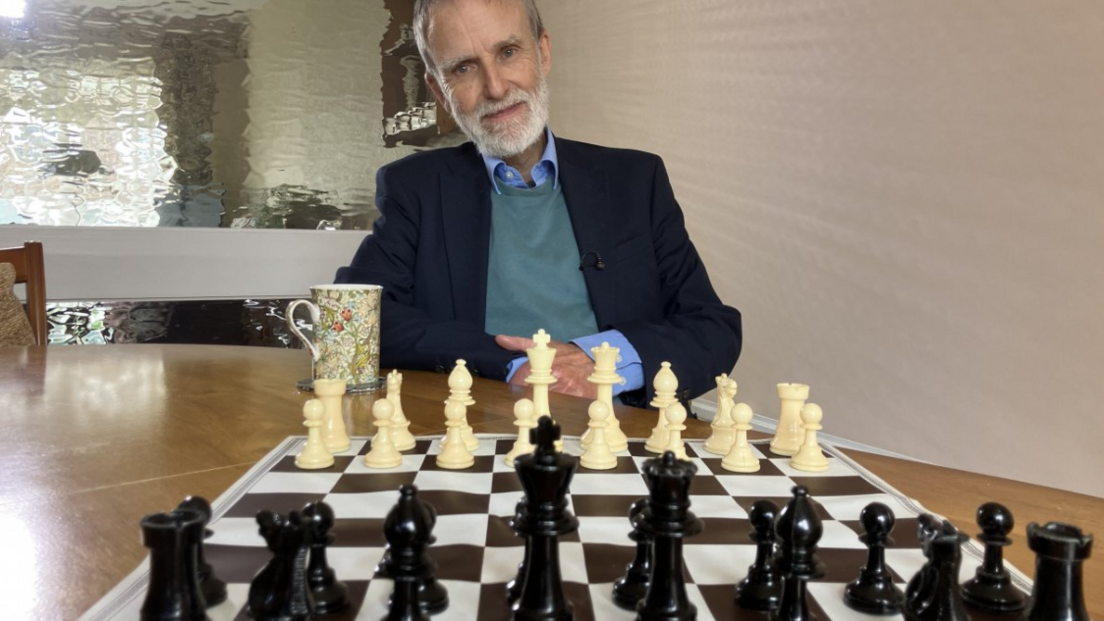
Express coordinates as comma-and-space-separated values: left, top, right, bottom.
425, 72, 450, 112
538, 30, 552, 77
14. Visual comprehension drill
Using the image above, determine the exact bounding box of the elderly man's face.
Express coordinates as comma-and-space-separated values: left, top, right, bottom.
424, 0, 552, 158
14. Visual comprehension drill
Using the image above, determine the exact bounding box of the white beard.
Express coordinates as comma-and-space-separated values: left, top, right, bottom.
444, 71, 550, 159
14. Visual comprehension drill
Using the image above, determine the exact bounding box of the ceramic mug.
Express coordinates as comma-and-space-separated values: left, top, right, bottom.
287, 284, 383, 391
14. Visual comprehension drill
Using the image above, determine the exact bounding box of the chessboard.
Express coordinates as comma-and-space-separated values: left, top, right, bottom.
80, 435, 1033, 621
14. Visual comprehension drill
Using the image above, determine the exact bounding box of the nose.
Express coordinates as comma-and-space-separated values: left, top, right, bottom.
482, 63, 508, 100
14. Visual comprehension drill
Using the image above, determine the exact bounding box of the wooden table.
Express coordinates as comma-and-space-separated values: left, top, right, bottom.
2, 344, 1100, 620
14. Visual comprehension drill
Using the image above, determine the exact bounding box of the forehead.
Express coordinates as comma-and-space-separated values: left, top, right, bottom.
426, 0, 531, 58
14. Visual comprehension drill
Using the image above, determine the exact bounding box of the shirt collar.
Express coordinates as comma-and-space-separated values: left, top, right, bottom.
481, 127, 559, 194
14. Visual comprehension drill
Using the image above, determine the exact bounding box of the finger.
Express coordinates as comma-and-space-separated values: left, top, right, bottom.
496, 334, 536, 351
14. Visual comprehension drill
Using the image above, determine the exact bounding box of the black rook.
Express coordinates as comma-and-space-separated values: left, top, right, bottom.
139, 508, 208, 621
1024, 522, 1093, 621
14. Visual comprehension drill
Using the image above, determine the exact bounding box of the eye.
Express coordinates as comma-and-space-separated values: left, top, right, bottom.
503, 47, 517, 59
454, 64, 471, 75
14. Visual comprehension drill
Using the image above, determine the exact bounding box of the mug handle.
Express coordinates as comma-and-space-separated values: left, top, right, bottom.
286, 299, 321, 360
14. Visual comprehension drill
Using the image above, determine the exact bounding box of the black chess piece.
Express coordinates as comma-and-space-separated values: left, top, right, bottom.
506, 498, 529, 604
636, 451, 704, 621
773, 485, 823, 621
962, 502, 1026, 614
1023, 522, 1093, 621
301, 501, 349, 615
611, 498, 652, 610
902, 514, 968, 621
511, 416, 580, 621
736, 499, 782, 611
382, 485, 442, 621
176, 496, 227, 608
844, 502, 904, 615
139, 508, 208, 621
375, 507, 448, 614
247, 510, 313, 621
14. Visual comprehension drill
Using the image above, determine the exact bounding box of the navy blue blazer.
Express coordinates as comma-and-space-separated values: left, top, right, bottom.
335, 137, 741, 406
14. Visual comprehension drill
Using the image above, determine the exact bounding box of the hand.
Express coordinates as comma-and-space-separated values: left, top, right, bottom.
495, 334, 598, 400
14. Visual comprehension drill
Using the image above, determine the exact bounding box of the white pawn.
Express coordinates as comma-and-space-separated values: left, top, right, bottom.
721, 402, 760, 473
790, 403, 829, 472
364, 398, 403, 469
437, 399, 475, 470
645, 362, 679, 453
295, 399, 334, 470
662, 401, 690, 460
704, 375, 737, 455
580, 400, 618, 470
504, 398, 537, 467
387, 370, 416, 451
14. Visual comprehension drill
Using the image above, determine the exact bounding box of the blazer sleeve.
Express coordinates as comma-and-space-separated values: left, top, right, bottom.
334, 165, 518, 380
609, 155, 743, 406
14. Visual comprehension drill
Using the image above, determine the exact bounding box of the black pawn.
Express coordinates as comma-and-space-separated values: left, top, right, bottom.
611, 498, 652, 610
736, 499, 782, 611
903, 515, 968, 621
1023, 522, 1093, 621
247, 510, 313, 621
177, 496, 227, 608
302, 501, 349, 615
773, 485, 823, 621
506, 499, 529, 603
512, 416, 580, 621
382, 485, 440, 621
962, 502, 1026, 614
139, 508, 208, 621
844, 502, 904, 615
636, 451, 703, 621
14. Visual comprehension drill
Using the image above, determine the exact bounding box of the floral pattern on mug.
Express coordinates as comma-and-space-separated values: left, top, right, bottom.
312, 286, 381, 388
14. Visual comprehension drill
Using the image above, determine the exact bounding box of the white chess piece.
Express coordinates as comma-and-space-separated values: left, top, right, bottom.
440, 360, 479, 452
721, 402, 760, 473
662, 401, 690, 460
580, 400, 618, 470
525, 330, 562, 451
790, 403, 829, 472
504, 398, 537, 467
312, 378, 350, 453
704, 375, 737, 455
295, 399, 335, 470
582, 342, 628, 452
770, 383, 810, 456
645, 362, 678, 453
387, 370, 416, 451
364, 398, 403, 469
437, 399, 475, 469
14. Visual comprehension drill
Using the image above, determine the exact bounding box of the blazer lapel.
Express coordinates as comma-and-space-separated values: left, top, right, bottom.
440, 147, 492, 324
558, 139, 618, 328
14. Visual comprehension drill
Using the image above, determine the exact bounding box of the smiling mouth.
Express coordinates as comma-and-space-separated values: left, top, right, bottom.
483, 102, 525, 122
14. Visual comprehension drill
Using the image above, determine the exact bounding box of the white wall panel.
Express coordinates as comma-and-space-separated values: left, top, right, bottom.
541, 1, 1104, 496
0, 225, 366, 301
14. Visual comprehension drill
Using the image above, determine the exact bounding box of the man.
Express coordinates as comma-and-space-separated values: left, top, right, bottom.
335, 0, 740, 407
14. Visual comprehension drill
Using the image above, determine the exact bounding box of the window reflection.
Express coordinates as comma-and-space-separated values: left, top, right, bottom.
0, 0, 464, 230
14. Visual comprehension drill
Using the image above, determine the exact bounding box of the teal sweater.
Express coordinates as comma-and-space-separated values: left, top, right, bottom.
484, 180, 598, 340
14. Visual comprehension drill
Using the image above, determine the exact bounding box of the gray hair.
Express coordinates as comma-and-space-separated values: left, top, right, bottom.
413, 0, 545, 77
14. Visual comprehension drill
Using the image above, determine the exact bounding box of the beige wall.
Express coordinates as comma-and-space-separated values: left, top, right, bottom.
541, 1, 1104, 497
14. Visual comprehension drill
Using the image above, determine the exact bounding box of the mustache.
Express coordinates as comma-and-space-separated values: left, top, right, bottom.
475, 90, 532, 119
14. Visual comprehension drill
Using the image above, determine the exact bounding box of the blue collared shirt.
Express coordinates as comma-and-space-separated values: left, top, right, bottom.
484, 129, 644, 396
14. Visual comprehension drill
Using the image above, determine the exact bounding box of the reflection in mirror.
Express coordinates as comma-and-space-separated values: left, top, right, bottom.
0, 0, 463, 229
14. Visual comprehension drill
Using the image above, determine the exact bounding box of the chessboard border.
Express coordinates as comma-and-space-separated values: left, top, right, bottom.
78, 436, 1034, 621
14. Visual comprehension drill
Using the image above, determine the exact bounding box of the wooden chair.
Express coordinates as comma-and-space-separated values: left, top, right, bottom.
0, 241, 47, 345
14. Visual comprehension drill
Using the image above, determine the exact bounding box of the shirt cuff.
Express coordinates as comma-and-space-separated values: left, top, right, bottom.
571, 330, 645, 397
505, 356, 528, 383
